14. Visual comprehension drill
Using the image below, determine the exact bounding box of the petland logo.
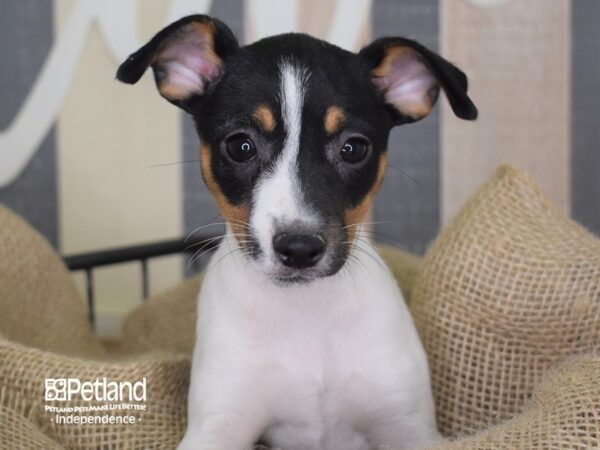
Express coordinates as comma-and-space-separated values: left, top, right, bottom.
45, 378, 146, 402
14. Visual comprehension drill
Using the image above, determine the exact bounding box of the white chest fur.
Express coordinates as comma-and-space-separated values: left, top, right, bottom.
178, 233, 440, 450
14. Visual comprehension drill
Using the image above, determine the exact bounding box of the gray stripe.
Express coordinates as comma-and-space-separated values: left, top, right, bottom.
571, 0, 600, 236
182, 0, 245, 272
0, 0, 58, 247
372, 0, 439, 255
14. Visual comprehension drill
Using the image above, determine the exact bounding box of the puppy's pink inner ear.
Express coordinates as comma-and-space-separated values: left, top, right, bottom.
153, 23, 221, 101
372, 47, 439, 120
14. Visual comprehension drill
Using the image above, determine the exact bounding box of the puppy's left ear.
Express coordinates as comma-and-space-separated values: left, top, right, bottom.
359, 37, 477, 123
116, 15, 238, 111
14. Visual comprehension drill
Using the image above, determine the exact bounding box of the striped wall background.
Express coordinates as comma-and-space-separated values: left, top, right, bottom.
1, 0, 598, 333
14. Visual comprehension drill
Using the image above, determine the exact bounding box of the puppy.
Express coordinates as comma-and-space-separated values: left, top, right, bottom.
118, 14, 477, 450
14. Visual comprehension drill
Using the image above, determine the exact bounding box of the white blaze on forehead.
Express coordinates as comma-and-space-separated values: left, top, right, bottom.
280, 61, 304, 163
251, 61, 318, 265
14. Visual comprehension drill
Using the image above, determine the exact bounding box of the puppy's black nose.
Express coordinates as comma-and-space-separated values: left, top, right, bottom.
273, 233, 326, 269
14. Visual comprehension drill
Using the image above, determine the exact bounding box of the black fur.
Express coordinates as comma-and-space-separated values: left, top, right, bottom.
117, 15, 477, 279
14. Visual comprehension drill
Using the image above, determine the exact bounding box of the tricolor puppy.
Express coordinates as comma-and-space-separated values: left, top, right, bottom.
118, 15, 476, 450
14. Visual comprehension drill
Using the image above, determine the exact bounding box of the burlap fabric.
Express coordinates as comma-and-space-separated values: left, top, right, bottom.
0, 165, 599, 449
427, 354, 600, 449
0, 387, 63, 450
378, 245, 422, 305
0, 338, 189, 449
0, 205, 104, 358
410, 165, 600, 437
119, 274, 202, 355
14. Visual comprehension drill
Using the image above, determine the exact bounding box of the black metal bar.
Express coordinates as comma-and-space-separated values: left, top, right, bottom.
141, 258, 149, 300
63, 233, 223, 327
63, 233, 222, 271
85, 269, 95, 327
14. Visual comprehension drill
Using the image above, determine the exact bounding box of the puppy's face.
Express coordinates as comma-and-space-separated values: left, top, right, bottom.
118, 15, 476, 284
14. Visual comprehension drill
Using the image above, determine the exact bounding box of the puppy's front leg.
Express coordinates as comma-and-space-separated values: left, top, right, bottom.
177, 370, 270, 450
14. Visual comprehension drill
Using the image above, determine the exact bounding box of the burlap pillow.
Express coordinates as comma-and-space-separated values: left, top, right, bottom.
378, 244, 422, 304
428, 354, 600, 449
120, 274, 202, 355
0, 206, 104, 357
0, 337, 188, 449
410, 166, 600, 437
119, 246, 421, 355
0, 387, 64, 450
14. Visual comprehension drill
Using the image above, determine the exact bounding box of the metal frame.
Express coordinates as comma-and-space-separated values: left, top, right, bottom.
63, 233, 222, 327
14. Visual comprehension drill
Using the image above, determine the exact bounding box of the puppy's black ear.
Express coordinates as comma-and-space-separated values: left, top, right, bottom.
359, 37, 477, 123
116, 15, 238, 110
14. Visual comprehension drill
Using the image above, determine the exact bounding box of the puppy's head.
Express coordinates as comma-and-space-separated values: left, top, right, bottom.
117, 15, 477, 284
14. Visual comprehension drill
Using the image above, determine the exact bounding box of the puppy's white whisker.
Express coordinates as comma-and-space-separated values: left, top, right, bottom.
185, 222, 228, 242
341, 221, 398, 230
185, 233, 250, 273
184, 235, 225, 251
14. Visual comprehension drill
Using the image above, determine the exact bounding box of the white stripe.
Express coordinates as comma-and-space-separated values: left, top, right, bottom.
251, 62, 318, 268
280, 61, 305, 170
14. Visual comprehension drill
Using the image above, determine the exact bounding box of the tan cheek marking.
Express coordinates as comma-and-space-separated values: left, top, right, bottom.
324, 106, 345, 135
344, 152, 388, 242
200, 145, 249, 243
252, 104, 276, 133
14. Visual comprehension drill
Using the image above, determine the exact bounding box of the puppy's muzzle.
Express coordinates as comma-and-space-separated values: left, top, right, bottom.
272, 232, 326, 269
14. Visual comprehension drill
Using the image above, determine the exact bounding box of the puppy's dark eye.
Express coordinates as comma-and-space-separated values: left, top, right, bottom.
340, 138, 369, 164
225, 134, 256, 163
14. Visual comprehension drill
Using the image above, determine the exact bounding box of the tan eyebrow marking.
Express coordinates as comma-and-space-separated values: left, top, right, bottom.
324, 106, 346, 135
252, 104, 276, 133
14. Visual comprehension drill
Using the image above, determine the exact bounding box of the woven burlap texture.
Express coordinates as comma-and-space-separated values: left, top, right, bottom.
0, 339, 189, 449
119, 274, 202, 355
427, 354, 600, 449
410, 165, 600, 438
378, 245, 422, 305
0, 387, 63, 450
0, 205, 104, 358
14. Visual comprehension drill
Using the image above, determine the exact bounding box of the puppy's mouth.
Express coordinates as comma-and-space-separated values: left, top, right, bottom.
273, 272, 318, 285
270, 264, 340, 285
235, 231, 348, 285
269, 264, 340, 286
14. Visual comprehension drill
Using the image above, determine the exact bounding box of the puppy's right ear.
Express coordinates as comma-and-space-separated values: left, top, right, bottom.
116, 15, 238, 110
